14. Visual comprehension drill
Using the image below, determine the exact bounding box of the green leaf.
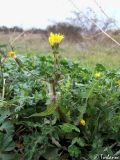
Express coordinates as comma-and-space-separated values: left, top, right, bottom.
3, 134, 15, 152
0, 121, 14, 135
60, 123, 80, 133
0, 153, 15, 160
68, 145, 81, 158
71, 137, 85, 147
0, 44, 7, 48
0, 110, 11, 124
42, 147, 59, 160
15, 58, 23, 67
78, 105, 86, 115
30, 104, 57, 117
95, 63, 106, 72
0, 133, 15, 152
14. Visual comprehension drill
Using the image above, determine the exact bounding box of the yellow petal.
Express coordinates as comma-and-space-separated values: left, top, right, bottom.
7, 51, 16, 58
48, 32, 64, 46
80, 119, 86, 126
95, 72, 101, 78
116, 80, 120, 85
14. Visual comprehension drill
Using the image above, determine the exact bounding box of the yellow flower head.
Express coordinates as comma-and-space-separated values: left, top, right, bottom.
95, 72, 101, 78
7, 51, 16, 59
80, 119, 86, 126
116, 80, 120, 86
48, 32, 64, 46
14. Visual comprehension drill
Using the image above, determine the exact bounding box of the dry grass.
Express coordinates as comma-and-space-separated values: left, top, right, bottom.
0, 32, 120, 68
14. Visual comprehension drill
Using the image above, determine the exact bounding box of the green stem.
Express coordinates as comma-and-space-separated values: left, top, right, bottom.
91, 111, 101, 140
85, 80, 99, 111
52, 53, 58, 104
2, 78, 5, 100
0, 63, 3, 98
0, 61, 6, 100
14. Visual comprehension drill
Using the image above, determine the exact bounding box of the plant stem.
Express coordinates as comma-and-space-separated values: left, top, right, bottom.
0, 62, 6, 100
85, 80, 98, 107
52, 80, 56, 104
2, 78, 5, 100
52, 53, 59, 104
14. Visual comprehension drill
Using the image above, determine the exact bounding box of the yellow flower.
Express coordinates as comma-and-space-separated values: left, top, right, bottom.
48, 32, 64, 46
7, 51, 16, 59
116, 80, 120, 86
95, 72, 101, 78
80, 119, 86, 126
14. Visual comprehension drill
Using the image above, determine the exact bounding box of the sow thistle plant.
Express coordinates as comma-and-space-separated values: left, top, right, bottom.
0, 33, 120, 160
0, 47, 22, 100
0, 49, 15, 99
31, 33, 87, 125
48, 32, 64, 102
31, 32, 65, 118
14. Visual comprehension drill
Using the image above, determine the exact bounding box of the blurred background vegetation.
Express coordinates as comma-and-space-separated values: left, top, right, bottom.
0, 11, 120, 68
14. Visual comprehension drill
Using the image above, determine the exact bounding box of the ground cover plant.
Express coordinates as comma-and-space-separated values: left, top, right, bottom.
0, 33, 120, 160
